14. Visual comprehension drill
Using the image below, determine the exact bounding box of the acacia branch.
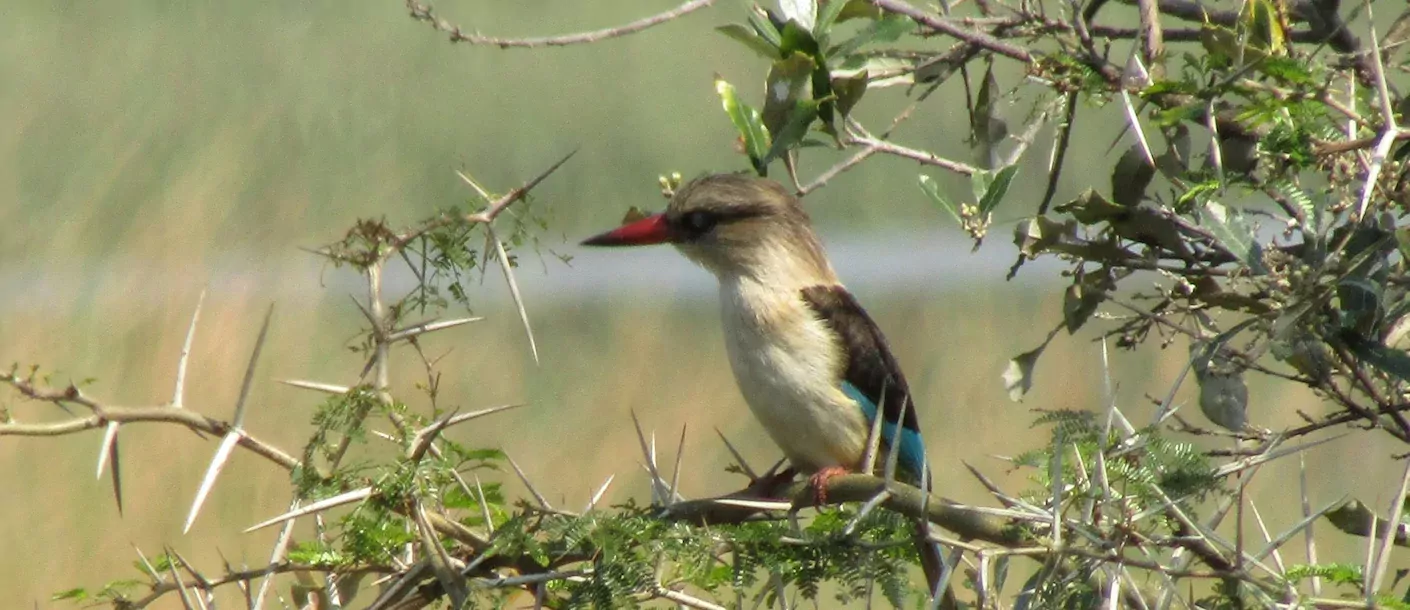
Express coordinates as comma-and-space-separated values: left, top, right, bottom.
872, 0, 1034, 63
1, 375, 302, 472
406, 0, 715, 49
383, 150, 577, 260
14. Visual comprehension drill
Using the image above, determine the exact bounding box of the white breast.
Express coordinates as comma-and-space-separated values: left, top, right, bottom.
718, 277, 869, 473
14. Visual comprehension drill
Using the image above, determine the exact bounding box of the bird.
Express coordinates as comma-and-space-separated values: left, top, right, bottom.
581, 173, 952, 606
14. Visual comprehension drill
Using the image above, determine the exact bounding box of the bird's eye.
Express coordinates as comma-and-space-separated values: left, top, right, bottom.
683, 211, 716, 234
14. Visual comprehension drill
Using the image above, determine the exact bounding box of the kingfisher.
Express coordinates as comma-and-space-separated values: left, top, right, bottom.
582, 173, 950, 604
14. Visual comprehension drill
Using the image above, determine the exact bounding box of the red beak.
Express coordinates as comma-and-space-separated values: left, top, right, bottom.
580, 213, 674, 247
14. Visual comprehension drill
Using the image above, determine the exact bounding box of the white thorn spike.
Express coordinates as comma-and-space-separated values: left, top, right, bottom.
487, 225, 538, 364
172, 288, 207, 408
586, 474, 616, 512
279, 379, 351, 395
244, 487, 373, 533
231, 304, 275, 429
184, 431, 242, 533
712, 497, 793, 511
506, 453, 552, 510
387, 316, 484, 342
714, 428, 757, 481
252, 499, 301, 610
669, 424, 686, 506
96, 421, 119, 479
474, 473, 495, 535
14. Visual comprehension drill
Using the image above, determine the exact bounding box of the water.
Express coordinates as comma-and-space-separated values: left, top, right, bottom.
0, 229, 1068, 316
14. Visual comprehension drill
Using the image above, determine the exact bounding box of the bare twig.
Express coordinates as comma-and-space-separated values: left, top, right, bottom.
406, 0, 714, 49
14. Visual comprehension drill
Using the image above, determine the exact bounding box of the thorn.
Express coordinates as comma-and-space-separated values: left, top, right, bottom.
279, 379, 351, 395
232, 303, 275, 430
843, 490, 892, 537
407, 407, 460, 463
415, 502, 470, 607
632, 410, 666, 504
467, 148, 579, 224
473, 473, 495, 535
244, 487, 374, 533
711, 497, 793, 511
669, 423, 687, 506
862, 379, 887, 476
414, 403, 523, 441
184, 431, 243, 533
171, 288, 207, 408
505, 452, 553, 510
107, 424, 123, 515
387, 316, 484, 342
252, 499, 301, 610
487, 224, 538, 364
96, 421, 119, 480
132, 544, 163, 583
585, 474, 616, 512
455, 169, 494, 201
1368, 456, 1410, 594
167, 549, 199, 610
883, 395, 909, 484
715, 427, 757, 481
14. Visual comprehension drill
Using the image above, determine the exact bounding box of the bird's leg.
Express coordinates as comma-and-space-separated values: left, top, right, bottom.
808, 466, 851, 505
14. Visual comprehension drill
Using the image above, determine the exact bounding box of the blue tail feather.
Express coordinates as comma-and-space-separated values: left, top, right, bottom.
842, 381, 927, 483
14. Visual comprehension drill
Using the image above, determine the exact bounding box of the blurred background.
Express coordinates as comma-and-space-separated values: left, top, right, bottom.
2, 1, 1404, 606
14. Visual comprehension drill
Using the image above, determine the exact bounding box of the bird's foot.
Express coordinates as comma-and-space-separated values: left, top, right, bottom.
809, 466, 850, 505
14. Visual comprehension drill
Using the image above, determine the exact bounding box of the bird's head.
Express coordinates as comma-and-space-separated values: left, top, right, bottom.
581, 173, 830, 280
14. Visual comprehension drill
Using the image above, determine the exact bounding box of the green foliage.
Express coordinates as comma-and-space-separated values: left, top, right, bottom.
1015, 410, 1223, 516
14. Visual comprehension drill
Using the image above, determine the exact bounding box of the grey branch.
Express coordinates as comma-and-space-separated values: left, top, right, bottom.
406, 0, 715, 49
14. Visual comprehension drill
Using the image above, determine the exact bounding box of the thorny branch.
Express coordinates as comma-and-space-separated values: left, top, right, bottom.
405, 0, 716, 49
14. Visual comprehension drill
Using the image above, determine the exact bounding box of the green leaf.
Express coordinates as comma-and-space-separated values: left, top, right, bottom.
1111, 144, 1156, 207
829, 14, 915, 57
837, 0, 884, 22
1336, 277, 1385, 336
1176, 179, 1220, 210
919, 174, 961, 224
978, 164, 1020, 214
1341, 331, 1410, 384
1155, 102, 1205, 128
971, 63, 1003, 152
1063, 269, 1110, 333
830, 72, 868, 118
716, 24, 780, 59
815, 0, 852, 36
834, 55, 913, 88
778, 20, 821, 58
762, 52, 817, 139
993, 555, 1012, 596
52, 588, 88, 601
748, 9, 784, 49
778, 0, 817, 32
715, 76, 771, 175
1013, 215, 1078, 258
1002, 344, 1045, 402
970, 170, 992, 203
1203, 200, 1266, 274
1396, 226, 1410, 262
761, 99, 820, 168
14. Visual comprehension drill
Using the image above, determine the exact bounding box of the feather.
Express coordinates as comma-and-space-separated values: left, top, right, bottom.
800, 285, 929, 485
801, 283, 953, 608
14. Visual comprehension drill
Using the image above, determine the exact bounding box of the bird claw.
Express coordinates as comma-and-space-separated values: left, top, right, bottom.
808, 466, 850, 505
